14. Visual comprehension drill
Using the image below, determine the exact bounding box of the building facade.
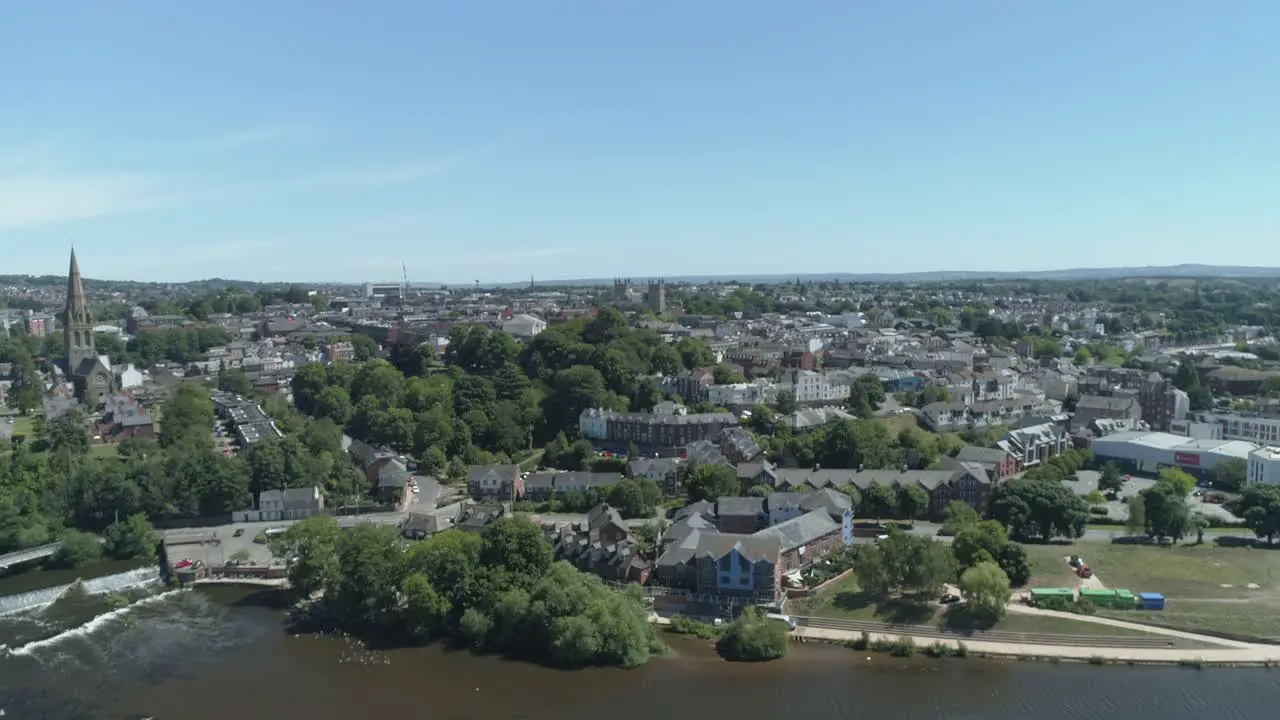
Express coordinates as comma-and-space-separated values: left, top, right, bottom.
1248, 447, 1280, 486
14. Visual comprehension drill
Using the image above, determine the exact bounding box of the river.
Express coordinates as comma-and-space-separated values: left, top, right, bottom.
1, 575, 1278, 719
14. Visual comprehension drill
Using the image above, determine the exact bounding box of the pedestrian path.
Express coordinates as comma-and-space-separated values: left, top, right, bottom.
795, 624, 1280, 664
1003, 605, 1254, 649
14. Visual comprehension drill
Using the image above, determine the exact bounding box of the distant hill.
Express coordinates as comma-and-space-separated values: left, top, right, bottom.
484, 264, 1280, 288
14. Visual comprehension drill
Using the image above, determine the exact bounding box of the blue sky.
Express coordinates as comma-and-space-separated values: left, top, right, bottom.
3, 2, 1279, 284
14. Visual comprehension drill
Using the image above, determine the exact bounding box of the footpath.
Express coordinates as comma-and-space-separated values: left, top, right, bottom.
792, 609, 1280, 665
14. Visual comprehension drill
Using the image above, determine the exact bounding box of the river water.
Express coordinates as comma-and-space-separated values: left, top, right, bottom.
1, 577, 1279, 720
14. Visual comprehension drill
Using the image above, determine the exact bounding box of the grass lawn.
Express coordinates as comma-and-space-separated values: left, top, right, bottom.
1100, 600, 1280, 640
796, 573, 1158, 638
1022, 542, 1280, 599
1022, 541, 1280, 638
11, 415, 34, 438
89, 443, 120, 458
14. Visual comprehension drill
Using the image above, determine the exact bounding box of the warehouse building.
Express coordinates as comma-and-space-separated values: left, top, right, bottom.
1090, 430, 1258, 479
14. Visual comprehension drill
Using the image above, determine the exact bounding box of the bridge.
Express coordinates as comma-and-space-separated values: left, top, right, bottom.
0, 542, 63, 569
0, 536, 107, 569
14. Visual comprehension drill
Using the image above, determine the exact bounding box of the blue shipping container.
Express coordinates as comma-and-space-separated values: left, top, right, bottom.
1137, 592, 1165, 610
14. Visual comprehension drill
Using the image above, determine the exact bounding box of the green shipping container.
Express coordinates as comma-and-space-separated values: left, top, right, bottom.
1030, 588, 1077, 606
1113, 589, 1137, 610
1079, 588, 1118, 608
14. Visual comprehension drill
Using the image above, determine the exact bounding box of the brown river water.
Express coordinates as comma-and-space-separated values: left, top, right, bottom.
1, 578, 1278, 720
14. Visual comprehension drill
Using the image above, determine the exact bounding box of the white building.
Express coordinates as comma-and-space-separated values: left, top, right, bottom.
706, 380, 777, 407
501, 313, 547, 339
777, 369, 850, 405
1174, 413, 1280, 446
1248, 447, 1280, 486
115, 363, 145, 389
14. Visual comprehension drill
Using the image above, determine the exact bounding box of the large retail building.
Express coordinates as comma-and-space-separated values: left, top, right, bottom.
1090, 430, 1257, 478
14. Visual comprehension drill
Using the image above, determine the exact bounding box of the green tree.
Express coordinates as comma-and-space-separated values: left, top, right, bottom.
859, 483, 898, 519
1125, 493, 1146, 537
314, 385, 353, 425
685, 464, 740, 502
775, 390, 797, 415
160, 385, 215, 449
1099, 463, 1123, 494
940, 500, 981, 535
895, 484, 929, 520
715, 608, 788, 662
52, 529, 102, 568
1156, 467, 1196, 498
1233, 484, 1280, 543
45, 409, 89, 456
271, 516, 343, 597
988, 476, 1088, 541
401, 572, 451, 642
959, 561, 1012, 625
1212, 458, 1247, 493
606, 478, 660, 519
103, 513, 158, 561
1141, 482, 1190, 543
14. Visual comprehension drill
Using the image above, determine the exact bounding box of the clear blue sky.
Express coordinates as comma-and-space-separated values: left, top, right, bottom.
3, 2, 1279, 284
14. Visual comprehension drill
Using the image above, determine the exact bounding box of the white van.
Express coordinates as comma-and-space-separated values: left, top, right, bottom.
765, 613, 797, 631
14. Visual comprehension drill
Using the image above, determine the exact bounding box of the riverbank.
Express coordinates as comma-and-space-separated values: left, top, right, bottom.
788, 619, 1280, 667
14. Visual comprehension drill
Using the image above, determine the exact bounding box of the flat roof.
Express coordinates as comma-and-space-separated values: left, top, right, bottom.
1095, 431, 1258, 458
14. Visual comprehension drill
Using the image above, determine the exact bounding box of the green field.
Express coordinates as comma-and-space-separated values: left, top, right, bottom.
797, 573, 1159, 638
1022, 541, 1280, 639
1023, 542, 1280, 599
11, 415, 34, 438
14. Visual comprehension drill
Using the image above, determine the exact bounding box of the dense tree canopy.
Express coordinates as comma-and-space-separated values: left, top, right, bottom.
282, 515, 661, 668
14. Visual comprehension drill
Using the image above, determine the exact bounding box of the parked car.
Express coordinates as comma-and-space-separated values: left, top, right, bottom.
233, 528, 244, 538
939, 593, 961, 605
1077, 565, 1093, 579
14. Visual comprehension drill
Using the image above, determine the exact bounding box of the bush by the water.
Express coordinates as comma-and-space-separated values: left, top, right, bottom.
714, 608, 789, 662
272, 515, 662, 669
667, 615, 720, 640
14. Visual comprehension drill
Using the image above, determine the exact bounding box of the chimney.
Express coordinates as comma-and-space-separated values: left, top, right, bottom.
812, 463, 821, 472
858, 464, 864, 472
901, 464, 909, 473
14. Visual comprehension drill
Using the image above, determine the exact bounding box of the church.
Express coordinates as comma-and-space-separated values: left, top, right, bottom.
61, 249, 117, 407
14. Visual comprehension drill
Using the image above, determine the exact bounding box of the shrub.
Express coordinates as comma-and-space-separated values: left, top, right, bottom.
667, 615, 720, 640
925, 641, 950, 658
52, 530, 102, 569
954, 641, 969, 658
847, 631, 871, 651
715, 608, 789, 662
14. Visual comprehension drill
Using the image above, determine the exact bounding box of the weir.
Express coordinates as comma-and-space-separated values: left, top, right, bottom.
0, 566, 162, 616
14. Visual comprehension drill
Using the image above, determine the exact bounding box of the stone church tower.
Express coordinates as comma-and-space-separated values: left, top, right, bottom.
63, 249, 115, 407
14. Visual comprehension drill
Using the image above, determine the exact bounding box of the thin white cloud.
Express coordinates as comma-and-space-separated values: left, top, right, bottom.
0, 172, 181, 234
205, 125, 318, 150
298, 161, 450, 191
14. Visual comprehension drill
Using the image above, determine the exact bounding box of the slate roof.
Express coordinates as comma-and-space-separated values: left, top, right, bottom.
716, 496, 764, 517
754, 509, 841, 552
655, 529, 781, 567
955, 445, 1012, 466
799, 488, 854, 519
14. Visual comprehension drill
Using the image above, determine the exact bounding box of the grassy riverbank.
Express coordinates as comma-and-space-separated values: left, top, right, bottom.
1022, 542, 1280, 638
794, 573, 1162, 638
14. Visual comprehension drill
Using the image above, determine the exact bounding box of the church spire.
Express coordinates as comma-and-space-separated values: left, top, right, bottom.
66, 248, 90, 327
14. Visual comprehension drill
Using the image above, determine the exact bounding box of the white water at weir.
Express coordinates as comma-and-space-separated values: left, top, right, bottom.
7, 588, 186, 656
0, 566, 161, 616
